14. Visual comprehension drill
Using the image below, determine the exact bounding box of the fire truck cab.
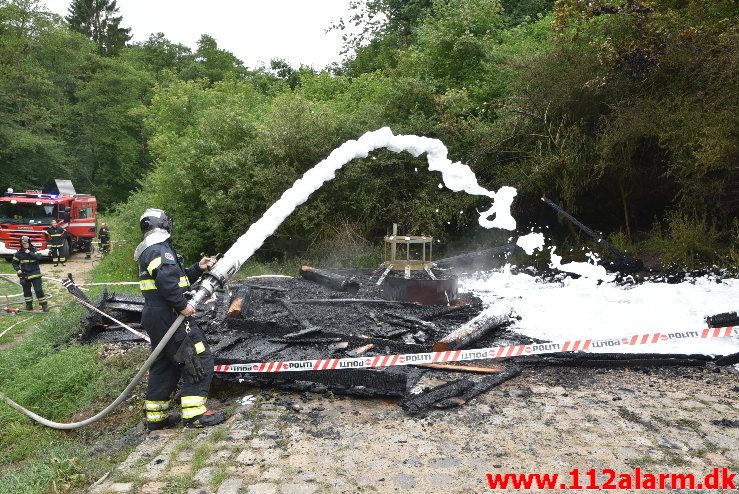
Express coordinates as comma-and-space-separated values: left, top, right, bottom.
0, 180, 97, 260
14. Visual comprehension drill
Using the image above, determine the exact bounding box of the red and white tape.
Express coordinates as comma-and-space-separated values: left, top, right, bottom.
213, 326, 737, 374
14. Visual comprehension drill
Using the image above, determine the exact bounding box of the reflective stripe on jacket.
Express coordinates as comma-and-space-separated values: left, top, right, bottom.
46, 226, 66, 247
137, 241, 202, 311
11, 249, 43, 278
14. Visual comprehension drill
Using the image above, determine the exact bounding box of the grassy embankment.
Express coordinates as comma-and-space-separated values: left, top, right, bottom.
0, 222, 338, 494
0, 250, 147, 494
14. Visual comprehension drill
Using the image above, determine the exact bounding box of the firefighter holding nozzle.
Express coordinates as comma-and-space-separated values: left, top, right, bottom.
11, 236, 49, 312
134, 209, 225, 430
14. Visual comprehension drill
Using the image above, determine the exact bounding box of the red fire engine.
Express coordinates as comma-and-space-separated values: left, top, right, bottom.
0, 180, 97, 259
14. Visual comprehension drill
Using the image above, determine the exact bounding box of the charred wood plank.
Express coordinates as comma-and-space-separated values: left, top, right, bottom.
103, 293, 145, 305
706, 311, 738, 328
348, 343, 374, 356
282, 327, 322, 339
220, 368, 409, 397
300, 265, 360, 294
382, 326, 415, 338
99, 302, 145, 312
291, 298, 411, 306
427, 304, 473, 320
383, 312, 437, 331
433, 303, 513, 351
222, 318, 428, 354
513, 352, 715, 368
269, 337, 343, 345
279, 299, 320, 336
434, 366, 522, 409
65, 274, 103, 332
541, 196, 644, 272
401, 379, 474, 415
416, 363, 503, 374
227, 287, 246, 318
243, 283, 288, 292
715, 352, 739, 366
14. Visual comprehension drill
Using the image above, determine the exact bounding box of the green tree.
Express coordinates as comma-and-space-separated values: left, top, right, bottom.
337, 0, 433, 75
0, 0, 92, 189
66, 0, 131, 56
123, 32, 194, 80
180, 34, 245, 84
69, 55, 153, 204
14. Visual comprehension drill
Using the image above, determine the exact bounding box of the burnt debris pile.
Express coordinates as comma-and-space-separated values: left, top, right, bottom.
76, 266, 531, 413
73, 261, 738, 414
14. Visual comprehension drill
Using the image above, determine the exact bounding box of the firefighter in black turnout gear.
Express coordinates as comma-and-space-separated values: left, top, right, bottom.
12, 236, 49, 312
98, 223, 111, 255
135, 208, 225, 430
46, 219, 66, 266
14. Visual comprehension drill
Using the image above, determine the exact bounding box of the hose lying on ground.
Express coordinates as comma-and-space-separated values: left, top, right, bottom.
0, 274, 24, 299
0, 313, 186, 430
0, 316, 35, 340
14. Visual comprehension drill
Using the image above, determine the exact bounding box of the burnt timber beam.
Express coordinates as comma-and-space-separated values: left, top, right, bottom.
400, 378, 475, 415
227, 287, 246, 318
433, 303, 513, 351
279, 298, 320, 337
434, 366, 522, 409
300, 265, 360, 294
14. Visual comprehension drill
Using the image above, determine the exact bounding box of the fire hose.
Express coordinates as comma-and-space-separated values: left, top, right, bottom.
0, 274, 56, 312
0, 274, 221, 429
0, 127, 508, 429
0, 273, 24, 299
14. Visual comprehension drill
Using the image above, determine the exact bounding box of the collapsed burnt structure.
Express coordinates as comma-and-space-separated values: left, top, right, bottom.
72, 225, 738, 414
76, 265, 523, 411
73, 227, 531, 413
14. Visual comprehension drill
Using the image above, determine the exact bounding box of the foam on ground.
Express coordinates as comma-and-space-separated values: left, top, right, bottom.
461, 269, 739, 356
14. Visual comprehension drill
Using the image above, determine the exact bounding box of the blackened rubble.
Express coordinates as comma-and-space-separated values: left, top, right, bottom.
71, 266, 737, 414
75, 268, 530, 411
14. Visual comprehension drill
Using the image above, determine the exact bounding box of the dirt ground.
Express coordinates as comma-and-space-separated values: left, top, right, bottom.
89, 362, 739, 494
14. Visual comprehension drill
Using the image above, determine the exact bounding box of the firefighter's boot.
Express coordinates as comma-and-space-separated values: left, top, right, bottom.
41, 301, 49, 312
25, 302, 33, 311
183, 410, 226, 429
146, 412, 181, 431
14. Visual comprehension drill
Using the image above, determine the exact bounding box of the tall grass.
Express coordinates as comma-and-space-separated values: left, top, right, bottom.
0, 288, 146, 493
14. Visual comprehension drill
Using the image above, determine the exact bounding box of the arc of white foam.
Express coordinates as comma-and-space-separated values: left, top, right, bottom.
218, 127, 516, 274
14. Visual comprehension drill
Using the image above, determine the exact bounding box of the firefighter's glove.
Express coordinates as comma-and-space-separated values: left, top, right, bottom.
173, 334, 206, 384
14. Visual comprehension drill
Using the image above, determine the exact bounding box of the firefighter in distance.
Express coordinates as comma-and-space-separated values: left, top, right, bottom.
134, 208, 225, 430
46, 219, 66, 266
12, 236, 49, 312
98, 223, 111, 255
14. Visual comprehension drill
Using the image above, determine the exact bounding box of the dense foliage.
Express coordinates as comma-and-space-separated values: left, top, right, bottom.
1, 0, 736, 266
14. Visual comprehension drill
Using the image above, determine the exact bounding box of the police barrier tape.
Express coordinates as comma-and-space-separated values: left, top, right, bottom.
213, 326, 737, 374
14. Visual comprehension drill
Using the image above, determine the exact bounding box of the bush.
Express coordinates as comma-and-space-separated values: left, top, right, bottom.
645, 211, 721, 269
